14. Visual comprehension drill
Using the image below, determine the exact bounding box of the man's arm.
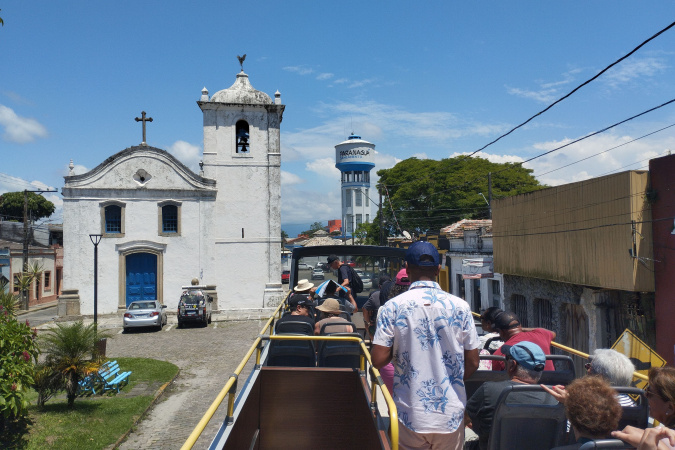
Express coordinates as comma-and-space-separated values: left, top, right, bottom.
345, 287, 358, 312
464, 348, 480, 380
522, 327, 557, 340
362, 307, 371, 326
372, 344, 392, 369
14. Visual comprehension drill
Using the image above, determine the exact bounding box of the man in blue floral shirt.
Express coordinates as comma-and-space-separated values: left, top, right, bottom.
373, 241, 480, 450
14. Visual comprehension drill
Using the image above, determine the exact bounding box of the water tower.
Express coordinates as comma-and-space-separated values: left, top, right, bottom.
335, 134, 376, 236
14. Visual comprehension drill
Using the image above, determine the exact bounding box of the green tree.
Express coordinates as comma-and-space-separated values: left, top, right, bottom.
0, 283, 39, 431
300, 221, 326, 236
375, 156, 545, 236
40, 322, 110, 408
354, 222, 379, 245
0, 192, 55, 222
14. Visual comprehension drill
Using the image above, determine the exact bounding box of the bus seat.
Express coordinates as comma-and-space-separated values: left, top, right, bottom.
553, 439, 633, 449
539, 355, 576, 386
268, 321, 316, 367
318, 322, 361, 368
613, 387, 649, 430
465, 355, 508, 400
488, 385, 566, 450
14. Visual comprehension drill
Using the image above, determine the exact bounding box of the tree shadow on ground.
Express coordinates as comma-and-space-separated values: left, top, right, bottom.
0, 416, 32, 449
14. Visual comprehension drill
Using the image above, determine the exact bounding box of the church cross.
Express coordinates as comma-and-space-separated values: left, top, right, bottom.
134, 111, 153, 145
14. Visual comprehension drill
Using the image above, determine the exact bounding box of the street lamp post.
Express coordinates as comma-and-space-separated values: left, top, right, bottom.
89, 234, 102, 326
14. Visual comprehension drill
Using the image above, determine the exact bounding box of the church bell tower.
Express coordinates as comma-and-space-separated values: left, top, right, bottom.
198, 65, 285, 310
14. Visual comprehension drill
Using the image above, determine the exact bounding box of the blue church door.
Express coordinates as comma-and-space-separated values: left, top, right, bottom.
126, 253, 157, 307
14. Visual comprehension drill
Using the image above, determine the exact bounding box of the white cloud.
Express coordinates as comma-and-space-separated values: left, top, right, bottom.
305, 158, 340, 181
0, 105, 48, 143
167, 140, 201, 172
281, 170, 303, 186
316, 73, 334, 81
505, 86, 559, 103
333, 78, 349, 84
281, 185, 342, 224
523, 130, 675, 186
411, 152, 429, 160
283, 65, 314, 76
349, 78, 376, 89
602, 57, 667, 88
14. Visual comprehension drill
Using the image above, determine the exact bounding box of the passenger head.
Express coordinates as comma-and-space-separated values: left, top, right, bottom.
326, 255, 340, 270
316, 298, 342, 318
387, 271, 411, 300
502, 341, 546, 383
377, 275, 391, 288
480, 307, 504, 333
565, 377, 622, 440
293, 279, 314, 294
492, 311, 521, 338
646, 366, 675, 426
288, 294, 312, 316
323, 280, 339, 297
395, 268, 410, 286
586, 349, 635, 387
404, 241, 440, 282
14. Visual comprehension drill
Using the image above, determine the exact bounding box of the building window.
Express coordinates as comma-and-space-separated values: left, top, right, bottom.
491, 279, 501, 308
346, 215, 353, 233
100, 201, 125, 237
158, 201, 181, 236
236, 120, 250, 153
534, 298, 553, 331
106, 205, 121, 233
365, 188, 369, 206
44, 271, 51, 291
356, 214, 362, 226
511, 294, 529, 327
345, 189, 352, 207
355, 189, 362, 207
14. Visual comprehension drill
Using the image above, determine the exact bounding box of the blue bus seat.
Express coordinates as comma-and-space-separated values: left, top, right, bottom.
465, 355, 508, 400
268, 321, 316, 367
539, 355, 576, 386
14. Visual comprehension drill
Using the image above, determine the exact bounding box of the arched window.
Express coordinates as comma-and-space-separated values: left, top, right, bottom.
236, 120, 250, 153
105, 205, 122, 233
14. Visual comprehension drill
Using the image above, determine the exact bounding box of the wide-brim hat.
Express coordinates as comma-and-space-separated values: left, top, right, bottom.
294, 279, 314, 292
316, 298, 342, 314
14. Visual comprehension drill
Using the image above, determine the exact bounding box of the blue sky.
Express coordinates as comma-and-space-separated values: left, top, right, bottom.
1, 2, 675, 237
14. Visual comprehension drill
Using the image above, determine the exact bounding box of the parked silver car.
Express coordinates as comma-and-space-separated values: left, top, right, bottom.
123, 300, 167, 331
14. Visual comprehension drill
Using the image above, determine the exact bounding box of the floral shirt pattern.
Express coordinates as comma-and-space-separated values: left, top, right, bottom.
373, 281, 479, 434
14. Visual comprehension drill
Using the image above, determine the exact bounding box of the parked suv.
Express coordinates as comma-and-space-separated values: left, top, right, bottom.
177, 285, 213, 328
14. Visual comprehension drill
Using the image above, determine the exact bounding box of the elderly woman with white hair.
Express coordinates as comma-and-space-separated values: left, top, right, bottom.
586, 348, 636, 406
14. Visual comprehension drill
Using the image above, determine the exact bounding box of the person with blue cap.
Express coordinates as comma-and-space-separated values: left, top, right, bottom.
372, 241, 480, 449
465, 341, 558, 450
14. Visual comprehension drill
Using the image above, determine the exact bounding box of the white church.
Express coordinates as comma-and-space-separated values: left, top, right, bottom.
60, 68, 285, 316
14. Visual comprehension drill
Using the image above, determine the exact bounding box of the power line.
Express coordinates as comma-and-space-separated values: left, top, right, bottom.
381, 20, 675, 190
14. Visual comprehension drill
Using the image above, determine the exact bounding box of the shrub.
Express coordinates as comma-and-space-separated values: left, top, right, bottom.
32, 363, 63, 407
0, 292, 39, 430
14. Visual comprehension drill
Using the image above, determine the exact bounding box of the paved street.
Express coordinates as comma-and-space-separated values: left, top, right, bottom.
107, 319, 266, 449
19, 305, 59, 327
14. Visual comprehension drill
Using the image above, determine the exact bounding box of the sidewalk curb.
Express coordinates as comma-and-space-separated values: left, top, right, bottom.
109, 370, 181, 450
16, 301, 58, 316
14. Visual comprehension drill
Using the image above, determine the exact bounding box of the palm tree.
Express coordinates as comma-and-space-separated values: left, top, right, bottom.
40, 322, 110, 407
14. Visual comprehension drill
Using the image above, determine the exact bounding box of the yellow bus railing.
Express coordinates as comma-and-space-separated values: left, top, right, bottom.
183, 305, 399, 450
471, 312, 649, 382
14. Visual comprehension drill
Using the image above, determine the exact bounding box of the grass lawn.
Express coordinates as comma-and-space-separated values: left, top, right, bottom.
1, 357, 179, 450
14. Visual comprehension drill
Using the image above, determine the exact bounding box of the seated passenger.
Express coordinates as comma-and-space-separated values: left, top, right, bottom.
541, 348, 637, 407
276, 294, 315, 334
491, 311, 557, 371
552, 376, 623, 449
479, 307, 504, 351
317, 279, 357, 315
466, 341, 556, 450
292, 279, 314, 299
314, 298, 353, 335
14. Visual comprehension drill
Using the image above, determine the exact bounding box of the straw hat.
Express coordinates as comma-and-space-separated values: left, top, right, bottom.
294, 279, 314, 292
316, 298, 342, 314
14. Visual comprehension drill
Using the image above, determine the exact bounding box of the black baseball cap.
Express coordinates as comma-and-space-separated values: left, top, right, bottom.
493, 311, 520, 330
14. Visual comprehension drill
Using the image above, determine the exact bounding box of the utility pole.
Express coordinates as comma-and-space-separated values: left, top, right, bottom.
378, 186, 384, 246
22, 190, 28, 309
488, 172, 493, 220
